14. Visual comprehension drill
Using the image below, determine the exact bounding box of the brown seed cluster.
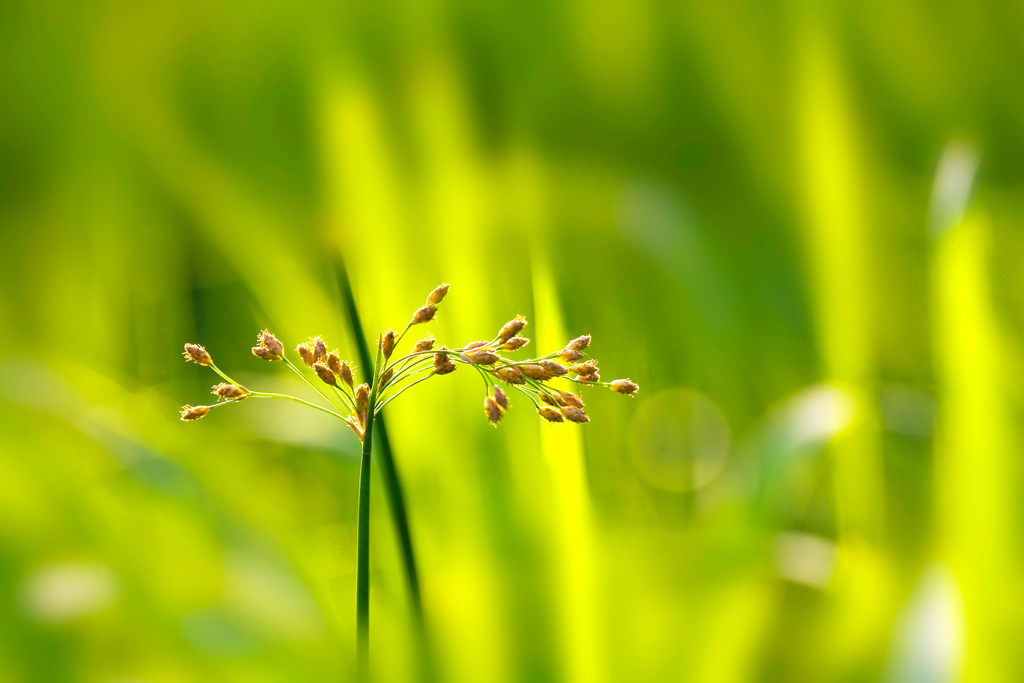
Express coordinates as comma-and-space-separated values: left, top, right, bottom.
179, 282, 637, 434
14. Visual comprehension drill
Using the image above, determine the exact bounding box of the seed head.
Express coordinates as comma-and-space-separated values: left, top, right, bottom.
521, 364, 554, 381
427, 282, 450, 305
538, 360, 568, 376
484, 396, 503, 426
570, 361, 599, 376
558, 349, 584, 363
495, 366, 525, 384
465, 348, 500, 365
327, 351, 343, 375
576, 372, 600, 384
433, 347, 457, 375
312, 337, 328, 363
501, 336, 530, 352
296, 342, 316, 367
413, 335, 436, 352
212, 383, 250, 400
340, 361, 355, 388
179, 404, 211, 421
566, 335, 592, 352
355, 383, 371, 422
497, 315, 527, 344
539, 392, 559, 407
252, 347, 277, 361
561, 405, 590, 423
380, 367, 395, 387
559, 391, 585, 409
537, 406, 565, 423
493, 386, 509, 411
183, 344, 213, 366
314, 362, 337, 386
411, 304, 437, 325
463, 341, 488, 351
252, 330, 284, 360
381, 330, 396, 359
610, 379, 640, 397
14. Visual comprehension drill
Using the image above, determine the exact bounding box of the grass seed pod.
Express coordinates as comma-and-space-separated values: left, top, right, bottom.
495, 366, 526, 384
183, 344, 213, 366
561, 405, 590, 423
537, 406, 565, 423
411, 304, 437, 324
381, 330, 396, 359
427, 283, 450, 304
501, 336, 530, 352
179, 405, 211, 421
610, 379, 639, 396
340, 361, 355, 388
296, 343, 316, 367
327, 351, 343, 375
212, 383, 250, 400
566, 335, 592, 352
484, 396, 503, 426
493, 386, 509, 410
314, 362, 337, 386
497, 315, 527, 344
521, 364, 554, 381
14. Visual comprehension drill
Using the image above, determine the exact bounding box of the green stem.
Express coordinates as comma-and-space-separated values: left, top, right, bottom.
356, 372, 376, 677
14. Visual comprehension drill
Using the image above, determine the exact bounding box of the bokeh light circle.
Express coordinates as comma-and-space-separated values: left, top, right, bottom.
629, 389, 731, 492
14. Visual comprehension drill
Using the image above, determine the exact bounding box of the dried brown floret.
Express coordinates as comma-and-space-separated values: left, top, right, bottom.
539, 392, 559, 407
327, 351, 343, 375
355, 383, 371, 423
212, 383, 250, 400
538, 360, 568, 377
463, 341, 489, 351
566, 335, 592, 352
501, 336, 530, 352
180, 404, 211, 421
314, 362, 337, 386
381, 330, 396, 359
558, 349, 584, 363
558, 391, 585, 409
484, 396, 503, 426
254, 330, 285, 360
252, 347, 277, 361
427, 283, 450, 305
296, 343, 316, 367
380, 367, 394, 387
411, 304, 437, 325
576, 372, 600, 384
465, 349, 500, 365
312, 337, 328, 363
610, 379, 639, 396
497, 315, 527, 344
433, 347, 457, 375
413, 336, 436, 352
340, 361, 355, 388
570, 361, 599, 376
561, 405, 590, 423
521, 364, 554, 381
183, 344, 213, 366
493, 386, 509, 411
494, 366, 526, 384
537, 406, 565, 423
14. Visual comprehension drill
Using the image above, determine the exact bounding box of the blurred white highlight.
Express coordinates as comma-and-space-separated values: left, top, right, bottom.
885, 564, 965, 683
21, 562, 118, 623
928, 142, 978, 237
773, 532, 837, 588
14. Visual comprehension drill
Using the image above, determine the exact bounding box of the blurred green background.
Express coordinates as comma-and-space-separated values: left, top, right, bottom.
3, 0, 1024, 681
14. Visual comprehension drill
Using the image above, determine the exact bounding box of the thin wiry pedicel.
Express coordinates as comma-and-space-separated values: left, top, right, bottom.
179, 282, 638, 435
